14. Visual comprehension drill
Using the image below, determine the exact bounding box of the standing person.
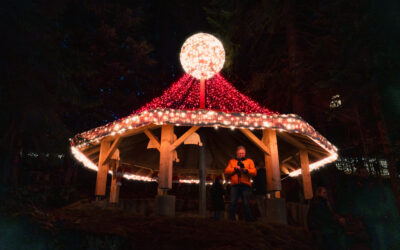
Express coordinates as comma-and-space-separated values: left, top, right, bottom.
252, 164, 267, 218
307, 186, 347, 250
225, 146, 257, 221
210, 175, 225, 220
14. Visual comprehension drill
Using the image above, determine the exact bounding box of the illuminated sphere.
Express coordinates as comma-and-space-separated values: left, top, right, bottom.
180, 33, 225, 80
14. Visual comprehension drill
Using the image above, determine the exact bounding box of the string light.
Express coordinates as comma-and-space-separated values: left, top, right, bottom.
180, 33, 225, 79
71, 146, 156, 182
136, 74, 276, 114
71, 108, 338, 176
70, 34, 338, 179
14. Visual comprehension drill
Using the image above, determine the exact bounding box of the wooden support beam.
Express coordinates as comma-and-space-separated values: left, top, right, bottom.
262, 129, 281, 192
277, 132, 306, 149
281, 152, 299, 164
144, 129, 161, 151
282, 163, 296, 172
159, 124, 174, 190
302, 145, 329, 156
100, 136, 122, 167
300, 149, 313, 200
277, 132, 323, 159
240, 129, 270, 155
170, 126, 200, 151
109, 149, 120, 203
281, 156, 293, 164
84, 147, 100, 157
280, 163, 294, 175
95, 140, 111, 196
80, 125, 159, 156
102, 124, 159, 142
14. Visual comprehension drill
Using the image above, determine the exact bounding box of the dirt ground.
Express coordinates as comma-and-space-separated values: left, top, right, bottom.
29, 199, 315, 249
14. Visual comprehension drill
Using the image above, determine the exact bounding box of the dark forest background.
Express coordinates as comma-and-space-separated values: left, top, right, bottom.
1, 0, 400, 248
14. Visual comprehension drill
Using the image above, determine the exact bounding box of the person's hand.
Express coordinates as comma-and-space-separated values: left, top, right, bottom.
242, 168, 248, 174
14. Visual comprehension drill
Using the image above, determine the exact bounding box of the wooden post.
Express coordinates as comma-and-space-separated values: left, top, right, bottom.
99, 137, 122, 167
109, 149, 120, 203
300, 149, 313, 200
96, 140, 111, 197
200, 78, 205, 109
159, 124, 174, 190
263, 129, 281, 192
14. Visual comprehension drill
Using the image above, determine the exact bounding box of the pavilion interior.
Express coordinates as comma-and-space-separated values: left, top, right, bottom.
81, 126, 331, 180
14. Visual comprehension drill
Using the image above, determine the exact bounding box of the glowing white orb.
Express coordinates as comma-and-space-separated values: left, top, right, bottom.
180, 33, 225, 80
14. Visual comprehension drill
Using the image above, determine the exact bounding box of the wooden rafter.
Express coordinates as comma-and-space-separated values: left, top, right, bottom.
240, 129, 270, 155
144, 129, 161, 151
84, 147, 100, 156
81, 125, 158, 158
169, 126, 200, 151
277, 132, 324, 159
100, 136, 122, 167
277, 132, 306, 149
102, 124, 159, 142
281, 154, 294, 164
282, 163, 296, 171
301, 144, 329, 156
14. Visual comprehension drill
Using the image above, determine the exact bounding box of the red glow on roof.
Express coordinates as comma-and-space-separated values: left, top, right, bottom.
135, 74, 276, 115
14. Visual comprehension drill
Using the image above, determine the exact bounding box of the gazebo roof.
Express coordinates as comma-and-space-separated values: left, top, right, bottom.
135, 74, 275, 114
70, 74, 338, 180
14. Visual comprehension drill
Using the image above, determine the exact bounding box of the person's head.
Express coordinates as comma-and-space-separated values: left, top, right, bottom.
236, 146, 246, 159
315, 186, 328, 199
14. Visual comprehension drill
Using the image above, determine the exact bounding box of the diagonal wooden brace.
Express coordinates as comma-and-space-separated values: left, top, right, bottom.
144, 129, 161, 151
99, 136, 122, 167
169, 126, 200, 151
239, 129, 270, 156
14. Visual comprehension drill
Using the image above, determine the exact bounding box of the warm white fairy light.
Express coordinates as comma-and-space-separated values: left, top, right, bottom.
71, 108, 338, 179
177, 179, 211, 185
180, 33, 225, 79
71, 146, 98, 171
289, 153, 338, 177
71, 146, 156, 182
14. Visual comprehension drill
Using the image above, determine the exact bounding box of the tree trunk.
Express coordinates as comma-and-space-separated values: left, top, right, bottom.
285, 0, 308, 119
371, 93, 400, 215
354, 105, 372, 174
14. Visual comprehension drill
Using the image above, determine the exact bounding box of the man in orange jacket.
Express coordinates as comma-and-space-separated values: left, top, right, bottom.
225, 146, 257, 221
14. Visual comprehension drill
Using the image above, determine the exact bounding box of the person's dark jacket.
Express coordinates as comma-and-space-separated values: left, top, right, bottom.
252, 168, 267, 195
307, 196, 338, 230
211, 180, 225, 211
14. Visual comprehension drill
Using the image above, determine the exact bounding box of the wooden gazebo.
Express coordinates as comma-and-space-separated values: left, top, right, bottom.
70, 33, 338, 217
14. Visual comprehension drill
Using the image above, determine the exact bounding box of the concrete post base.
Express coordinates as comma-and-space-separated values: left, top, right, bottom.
266, 198, 287, 224
155, 195, 176, 216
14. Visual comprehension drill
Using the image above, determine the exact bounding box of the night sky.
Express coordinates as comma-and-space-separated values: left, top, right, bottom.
1, 0, 400, 249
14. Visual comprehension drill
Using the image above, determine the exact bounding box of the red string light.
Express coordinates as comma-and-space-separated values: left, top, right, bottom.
135, 74, 277, 115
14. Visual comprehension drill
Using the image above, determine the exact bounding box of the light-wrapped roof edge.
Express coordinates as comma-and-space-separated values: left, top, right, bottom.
70, 108, 338, 179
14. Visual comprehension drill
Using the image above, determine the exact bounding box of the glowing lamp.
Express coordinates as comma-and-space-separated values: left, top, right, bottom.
180, 33, 225, 80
